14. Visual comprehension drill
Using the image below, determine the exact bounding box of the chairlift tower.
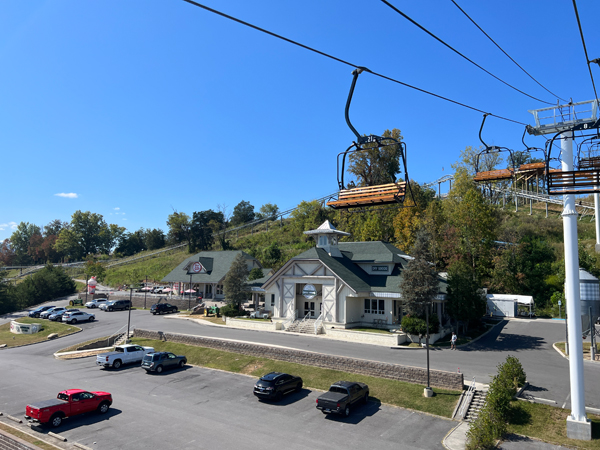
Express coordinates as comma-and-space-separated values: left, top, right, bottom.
528, 99, 599, 441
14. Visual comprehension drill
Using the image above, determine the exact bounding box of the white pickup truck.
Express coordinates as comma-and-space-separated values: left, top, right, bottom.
96, 344, 155, 369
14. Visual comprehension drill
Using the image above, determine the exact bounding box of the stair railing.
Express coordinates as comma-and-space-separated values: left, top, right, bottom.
314, 313, 323, 334
459, 377, 477, 418
298, 311, 311, 328
283, 309, 298, 330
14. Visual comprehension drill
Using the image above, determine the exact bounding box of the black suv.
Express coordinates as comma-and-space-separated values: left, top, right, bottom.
253, 372, 303, 401
150, 303, 178, 315
100, 300, 131, 311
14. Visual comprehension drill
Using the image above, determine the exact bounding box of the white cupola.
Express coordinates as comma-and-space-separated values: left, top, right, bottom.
303, 220, 350, 257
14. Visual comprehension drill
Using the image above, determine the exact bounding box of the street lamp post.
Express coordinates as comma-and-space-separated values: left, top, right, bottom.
424, 302, 433, 398
144, 275, 147, 309
189, 274, 192, 310
127, 286, 132, 343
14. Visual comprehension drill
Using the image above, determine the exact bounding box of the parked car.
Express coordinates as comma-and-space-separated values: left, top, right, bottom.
99, 300, 131, 311
48, 309, 79, 322
150, 303, 178, 315
315, 381, 369, 417
28, 306, 56, 318
151, 286, 168, 294
62, 311, 95, 324
141, 352, 187, 373
253, 372, 303, 401
40, 307, 67, 319
25, 389, 112, 428
85, 298, 108, 309
96, 344, 155, 369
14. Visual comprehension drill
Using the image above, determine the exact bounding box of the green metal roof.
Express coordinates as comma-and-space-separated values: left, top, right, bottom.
162, 250, 258, 284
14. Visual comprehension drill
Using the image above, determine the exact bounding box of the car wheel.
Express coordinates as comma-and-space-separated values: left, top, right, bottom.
173, 309, 178, 314
296, 382, 303, 392
108, 307, 113, 312
344, 406, 351, 417
88, 316, 94, 322
276, 391, 283, 402
152, 312, 156, 315
179, 360, 186, 368
50, 414, 63, 428
97, 402, 110, 414
126, 306, 130, 310
70, 319, 77, 324
113, 359, 122, 370
155, 365, 163, 374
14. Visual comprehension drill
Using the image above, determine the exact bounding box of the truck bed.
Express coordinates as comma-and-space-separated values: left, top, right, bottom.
27, 399, 65, 409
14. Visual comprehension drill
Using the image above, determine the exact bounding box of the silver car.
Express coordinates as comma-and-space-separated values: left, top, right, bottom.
85, 298, 108, 308
40, 307, 67, 319
62, 311, 95, 324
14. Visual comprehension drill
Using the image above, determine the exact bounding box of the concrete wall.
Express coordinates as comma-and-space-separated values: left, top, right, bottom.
133, 329, 464, 391
326, 328, 407, 346
0, 428, 43, 450
487, 299, 517, 318
225, 317, 282, 331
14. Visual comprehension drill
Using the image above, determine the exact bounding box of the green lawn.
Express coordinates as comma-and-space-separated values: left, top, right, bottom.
347, 327, 394, 334
506, 401, 600, 448
0, 318, 80, 347
130, 337, 461, 418
555, 342, 599, 361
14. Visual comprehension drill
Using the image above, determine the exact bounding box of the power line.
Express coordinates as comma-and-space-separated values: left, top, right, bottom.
379, 0, 555, 106
572, 0, 598, 101
450, 0, 567, 103
182, 0, 527, 126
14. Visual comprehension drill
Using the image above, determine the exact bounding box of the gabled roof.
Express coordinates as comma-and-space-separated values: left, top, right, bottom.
337, 241, 409, 264
162, 250, 258, 284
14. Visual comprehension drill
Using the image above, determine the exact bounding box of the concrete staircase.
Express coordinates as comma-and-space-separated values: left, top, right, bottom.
464, 390, 488, 423
285, 319, 317, 334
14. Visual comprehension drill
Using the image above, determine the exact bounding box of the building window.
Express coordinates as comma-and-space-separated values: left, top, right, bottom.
319, 236, 328, 246
216, 285, 223, 295
378, 299, 385, 315
364, 299, 370, 314
206, 284, 213, 295
271, 294, 275, 306
371, 299, 377, 314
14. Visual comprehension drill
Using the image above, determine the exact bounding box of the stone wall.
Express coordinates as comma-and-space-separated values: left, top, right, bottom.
326, 328, 407, 346
225, 317, 282, 331
0, 428, 43, 450
133, 329, 463, 391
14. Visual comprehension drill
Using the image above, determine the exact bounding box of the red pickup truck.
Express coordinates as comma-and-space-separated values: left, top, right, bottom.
25, 389, 112, 427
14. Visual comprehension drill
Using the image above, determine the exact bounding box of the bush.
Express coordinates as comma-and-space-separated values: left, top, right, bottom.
401, 313, 440, 336
220, 304, 243, 317
10, 264, 76, 311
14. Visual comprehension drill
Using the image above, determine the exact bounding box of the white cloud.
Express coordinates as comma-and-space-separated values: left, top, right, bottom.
54, 193, 78, 199
114, 207, 120, 210
123, 218, 127, 221
0, 222, 17, 231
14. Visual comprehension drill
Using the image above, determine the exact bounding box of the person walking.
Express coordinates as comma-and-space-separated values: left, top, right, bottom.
451, 332, 457, 350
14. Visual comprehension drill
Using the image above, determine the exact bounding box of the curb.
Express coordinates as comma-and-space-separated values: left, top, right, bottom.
54, 346, 114, 359
552, 342, 600, 363
48, 431, 67, 442
0, 327, 82, 351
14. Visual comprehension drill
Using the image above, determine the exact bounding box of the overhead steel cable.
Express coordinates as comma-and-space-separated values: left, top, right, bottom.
182, 0, 527, 126
450, 0, 567, 103
572, 0, 599, 101
379, 0, 555, 106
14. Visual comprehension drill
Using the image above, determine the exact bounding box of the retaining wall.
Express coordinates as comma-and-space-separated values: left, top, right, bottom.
326, 328, 406, 346
133, 329, 463, 391
0, 428, 43, 450
225, 317, 282, 331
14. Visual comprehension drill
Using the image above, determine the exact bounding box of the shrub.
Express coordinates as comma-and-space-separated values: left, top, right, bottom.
401, 313, 440, 336
220, 303, 243, 317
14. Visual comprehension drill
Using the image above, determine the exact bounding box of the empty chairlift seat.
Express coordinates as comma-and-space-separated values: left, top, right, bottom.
326, 182, 407, 209
473, 168, 514, 182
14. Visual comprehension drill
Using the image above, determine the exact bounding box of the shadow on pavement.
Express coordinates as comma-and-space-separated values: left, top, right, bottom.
34, 408, 122, 433
322, 398, 381, 425
256, 388, 311, 406
461, 321, 546, 352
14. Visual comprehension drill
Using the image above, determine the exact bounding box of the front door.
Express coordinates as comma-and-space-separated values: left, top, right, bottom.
304, 302, 315, 317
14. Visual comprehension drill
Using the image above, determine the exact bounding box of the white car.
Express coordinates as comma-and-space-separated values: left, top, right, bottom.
151, 286, 167, 294
85, 298, 108, 308
62, 311, 95, 324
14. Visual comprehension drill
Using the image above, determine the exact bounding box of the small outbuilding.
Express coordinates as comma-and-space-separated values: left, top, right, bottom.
486, 294, 534, 318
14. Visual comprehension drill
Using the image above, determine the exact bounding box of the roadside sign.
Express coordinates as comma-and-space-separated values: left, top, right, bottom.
192, 262, 203, 273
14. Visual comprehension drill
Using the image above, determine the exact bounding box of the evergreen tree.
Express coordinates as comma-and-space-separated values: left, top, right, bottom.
223, 253, 250, 308
446, 261, 486, 333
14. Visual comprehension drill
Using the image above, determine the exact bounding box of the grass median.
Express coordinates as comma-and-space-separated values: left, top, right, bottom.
130, 337, 461, 418
506, 400, 600, 449
0, 318, 80, 348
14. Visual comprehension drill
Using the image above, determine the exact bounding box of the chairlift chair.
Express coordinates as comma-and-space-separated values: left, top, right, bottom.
472, 114, 517, 182
326, 68, 413, 210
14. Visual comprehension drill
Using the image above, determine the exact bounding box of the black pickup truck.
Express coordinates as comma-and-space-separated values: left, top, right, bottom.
315, 381, 369, 417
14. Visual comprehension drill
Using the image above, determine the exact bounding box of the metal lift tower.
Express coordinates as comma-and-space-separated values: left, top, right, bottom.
528, 99, 599, 440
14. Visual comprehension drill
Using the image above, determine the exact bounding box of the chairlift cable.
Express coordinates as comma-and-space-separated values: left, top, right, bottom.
571, 0, 599, 101
182, 0, 527, 126
449, 0, 567, 102
380, 0, 555, 106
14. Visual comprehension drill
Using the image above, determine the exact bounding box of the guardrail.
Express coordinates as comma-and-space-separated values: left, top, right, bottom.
459, 377, 477, 418
314, 313, 323, 334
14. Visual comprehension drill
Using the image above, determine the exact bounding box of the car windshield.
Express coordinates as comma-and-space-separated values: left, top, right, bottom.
329, 386, 348, 394
143, 355, 153, 362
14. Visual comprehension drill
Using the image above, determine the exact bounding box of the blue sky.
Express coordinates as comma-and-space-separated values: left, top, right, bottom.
1, 0, 599, 241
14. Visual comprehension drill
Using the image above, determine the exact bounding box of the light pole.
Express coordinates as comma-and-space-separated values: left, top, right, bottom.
424, 301, 433, 398
127, 286, 133, 343
144, 275, 147, 309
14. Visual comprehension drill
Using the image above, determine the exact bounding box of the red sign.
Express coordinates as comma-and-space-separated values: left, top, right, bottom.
192, 262, 204, 273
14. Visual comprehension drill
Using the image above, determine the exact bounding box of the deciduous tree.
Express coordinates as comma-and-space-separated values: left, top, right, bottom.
223, 253, 250, 308
348, 128, 403, 187
231, 201, 255, 227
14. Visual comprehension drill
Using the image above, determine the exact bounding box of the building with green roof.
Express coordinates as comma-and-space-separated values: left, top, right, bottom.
261, 221, 447, 331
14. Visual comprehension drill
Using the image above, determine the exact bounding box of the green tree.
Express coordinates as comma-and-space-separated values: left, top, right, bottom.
262, 242, 282, 268
10, 222, 42, 265
291, 200, 332, 234
144, 228, 166, 250
231, 201, 255, 226
84, 260, 107, 282
347, 128, 403, 187
0, 239, 15, 266
446, 261, 486, 333
393, 182, 436, 251
43, 219, 68, 237
223, 253, 250, 308
166, 211, 191, 245
115, 230, 146, 256
256, 203, 279, 220
189, 210, 224, 252
0, 270, 15, 315
248, 267, 264, 281
399, 228, 439, 317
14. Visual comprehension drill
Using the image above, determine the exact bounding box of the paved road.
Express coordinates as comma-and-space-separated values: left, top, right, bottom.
4, 296, 600, 412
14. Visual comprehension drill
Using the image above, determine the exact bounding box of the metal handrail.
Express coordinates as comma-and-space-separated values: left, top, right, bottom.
459, 377, 477, 418
283, 309, 298, 330
298, 311, 311, 328
314, 313, 323, 334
